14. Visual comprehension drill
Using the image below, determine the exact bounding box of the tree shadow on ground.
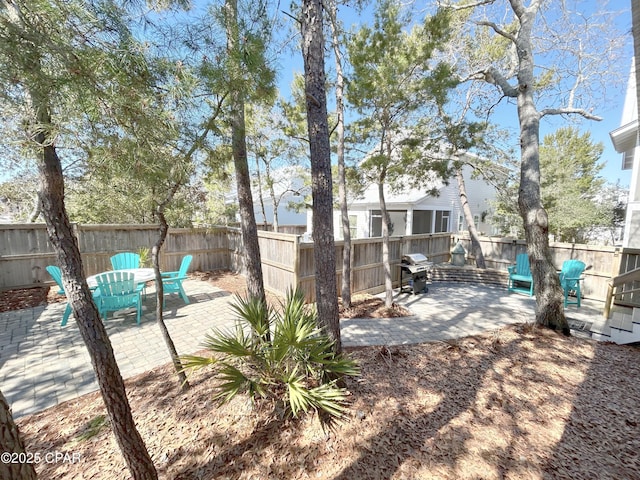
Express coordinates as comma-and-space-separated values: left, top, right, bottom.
18, 324, 640, 479
332, 340, 502, 478
541, 342, 640, 478
332, 327, 593, 479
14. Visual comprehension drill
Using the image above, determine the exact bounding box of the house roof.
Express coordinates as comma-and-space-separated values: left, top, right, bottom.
609, 57, 638, 158
350, 177, 445, 207
610, 120, 639, 155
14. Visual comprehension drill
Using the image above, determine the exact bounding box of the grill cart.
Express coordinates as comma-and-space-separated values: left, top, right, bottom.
399, 253, 433, 294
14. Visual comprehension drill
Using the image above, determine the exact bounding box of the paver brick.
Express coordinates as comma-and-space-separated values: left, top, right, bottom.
1, 280, 604, 418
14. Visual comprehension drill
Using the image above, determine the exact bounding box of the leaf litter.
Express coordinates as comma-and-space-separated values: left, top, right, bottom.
11, 272, 640, 479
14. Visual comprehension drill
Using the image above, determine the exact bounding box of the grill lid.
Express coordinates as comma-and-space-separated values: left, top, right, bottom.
402, 253, 429, 265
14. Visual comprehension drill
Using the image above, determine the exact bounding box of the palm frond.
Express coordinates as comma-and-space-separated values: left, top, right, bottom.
179, 354, 218, 371
287, 377, 351, 419
306, 383, 351, 419
212, 364, 252, 404
286, 370, 312, 417
202, 325, 254, 357
230, 293, 272, 340
321, 356, 360, 377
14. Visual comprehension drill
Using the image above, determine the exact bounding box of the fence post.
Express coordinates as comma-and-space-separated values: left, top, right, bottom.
293, 234, 301, 292
612, 247, 622, 276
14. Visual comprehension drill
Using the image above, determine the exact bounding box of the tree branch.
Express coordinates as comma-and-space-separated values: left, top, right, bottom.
480, 67, 518, 97
476, 20, 516, 43
539, 107, 602, 121
281, 9, 300, 25
436, 0, 495, 11
487, 94, 509, 117
182, 92, 227, 161
329, 117, 339, 136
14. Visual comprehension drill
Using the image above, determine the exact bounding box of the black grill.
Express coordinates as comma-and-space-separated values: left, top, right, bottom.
399, 253, 433, 294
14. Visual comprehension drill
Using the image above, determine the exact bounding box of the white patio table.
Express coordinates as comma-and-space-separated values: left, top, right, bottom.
87, 268, 156, 289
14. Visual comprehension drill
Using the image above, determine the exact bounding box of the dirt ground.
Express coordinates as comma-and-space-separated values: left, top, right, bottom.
7, 272, 640, 479
0, 285, 63, 312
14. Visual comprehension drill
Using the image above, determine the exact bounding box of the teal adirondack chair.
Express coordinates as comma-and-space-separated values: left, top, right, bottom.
95, 271, 145, 324
110, 252, 141, 270
507, 253, 534, 296
559, 259, 586, 307
46, 265, 100, 327
161, 255, 192, 308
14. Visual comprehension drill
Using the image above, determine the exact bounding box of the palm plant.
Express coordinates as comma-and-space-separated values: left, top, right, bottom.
137, 247, 151, 267
182, 289, 359, 421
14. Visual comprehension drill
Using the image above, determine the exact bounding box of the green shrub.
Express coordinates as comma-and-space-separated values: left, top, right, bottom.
182, 289, 359, 422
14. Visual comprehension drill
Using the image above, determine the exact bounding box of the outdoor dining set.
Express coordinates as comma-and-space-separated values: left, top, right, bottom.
45, 252, 192, 327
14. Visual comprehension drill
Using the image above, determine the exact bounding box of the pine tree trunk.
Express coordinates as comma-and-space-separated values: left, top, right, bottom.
327, 0, 352, 308
0, 390, 37, 480
301, 0, 341, 352
379, 178, 394, 308
226, 0, 266, 305
255, 156, 268, 230
28, 192, 41, 223
152, 209, 189, 391
35, 126, 158, 479
269, 187, 279, 233
455, 167, 486, 269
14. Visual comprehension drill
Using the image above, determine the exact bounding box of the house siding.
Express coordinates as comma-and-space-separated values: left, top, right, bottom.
328, 164, 497, 239
611, 59, 640, 249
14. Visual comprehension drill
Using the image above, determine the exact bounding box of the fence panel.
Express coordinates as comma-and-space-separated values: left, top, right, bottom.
1, 223, 628, 305
400, 233, 452, 265
457, 235, 618, 301
163, 228, 229, 273
258, 232, 298, 297
0, 224, 232, 290
0, 224, 59, 288
77, 225, 160, 275
294, 233, 454, 301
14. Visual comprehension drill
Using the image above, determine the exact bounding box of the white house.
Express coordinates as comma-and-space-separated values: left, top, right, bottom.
253, 184, 307, 227
609, 58, 640, 248
306, 161, 498, 239
250, 166, 309, 228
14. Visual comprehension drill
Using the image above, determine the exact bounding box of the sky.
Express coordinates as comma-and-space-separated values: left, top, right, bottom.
0, 0, 633, 189
271, 0, 634, 188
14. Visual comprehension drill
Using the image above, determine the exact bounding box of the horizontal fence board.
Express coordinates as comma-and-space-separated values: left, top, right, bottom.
0, 224, 229, 290
456, 235, 631, 305
1, 224, 633, 308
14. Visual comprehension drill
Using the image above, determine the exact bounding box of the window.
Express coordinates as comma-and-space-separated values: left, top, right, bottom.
349, 215, 357, 239
623, 149, 635, 170
412, 210, 433, 234
370, 210, 382, 237
435, 210, 450, 233
370, 210, 407, 236
458, 214, 464, 232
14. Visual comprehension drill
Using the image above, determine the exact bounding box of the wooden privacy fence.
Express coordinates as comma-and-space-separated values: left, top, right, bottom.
226, 229, 453, 302
296, 233, 452, 302
0, 224, 230, 290
2, 223, 636, 306
0, 224, 453, 302
455, 235, 633, 304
